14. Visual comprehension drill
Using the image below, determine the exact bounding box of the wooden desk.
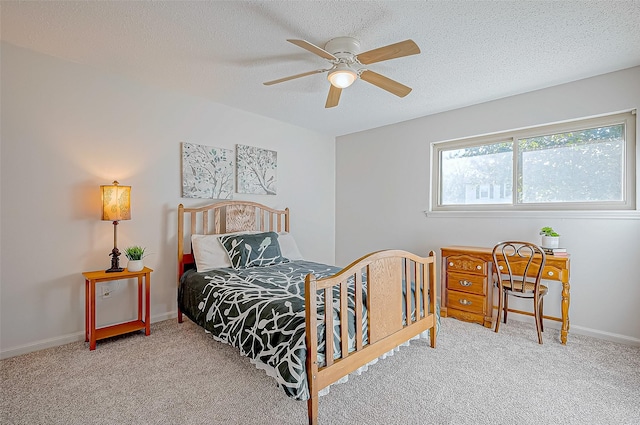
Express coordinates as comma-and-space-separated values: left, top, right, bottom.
83, 267, 152, 350
441, 246, 571, 344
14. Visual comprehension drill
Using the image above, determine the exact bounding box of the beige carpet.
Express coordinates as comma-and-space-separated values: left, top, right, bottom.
2, 317, 639, 425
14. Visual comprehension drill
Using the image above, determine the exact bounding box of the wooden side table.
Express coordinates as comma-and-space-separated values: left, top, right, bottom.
83, 267, 153, 350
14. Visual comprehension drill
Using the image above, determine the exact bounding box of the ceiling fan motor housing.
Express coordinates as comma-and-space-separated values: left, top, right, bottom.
325, 37, 361, 63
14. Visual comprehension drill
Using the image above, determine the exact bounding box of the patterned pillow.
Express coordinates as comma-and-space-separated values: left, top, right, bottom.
219, 231, 288, 269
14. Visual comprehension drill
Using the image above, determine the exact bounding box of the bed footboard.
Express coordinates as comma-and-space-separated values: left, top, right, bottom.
304, 250, 437, 425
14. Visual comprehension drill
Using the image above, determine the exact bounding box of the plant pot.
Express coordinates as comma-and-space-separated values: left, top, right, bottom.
127, 259, 144, 272
541, 236, 560, 249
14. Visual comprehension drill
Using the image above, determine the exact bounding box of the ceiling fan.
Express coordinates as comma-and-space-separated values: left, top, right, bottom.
263, 37, 420, 108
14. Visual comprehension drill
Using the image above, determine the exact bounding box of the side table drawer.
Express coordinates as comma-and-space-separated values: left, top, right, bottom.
447, 290, 486, 315
446, 271, 486, 295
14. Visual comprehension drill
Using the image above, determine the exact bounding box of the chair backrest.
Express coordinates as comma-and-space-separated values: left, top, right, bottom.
492, 241, 546, 293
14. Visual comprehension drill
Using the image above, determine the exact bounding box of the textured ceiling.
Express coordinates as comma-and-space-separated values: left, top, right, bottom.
2, 1, 640, 137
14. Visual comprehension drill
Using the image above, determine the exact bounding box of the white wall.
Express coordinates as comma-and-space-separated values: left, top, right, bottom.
336, 67, 640, 345
0, 43, 336, 358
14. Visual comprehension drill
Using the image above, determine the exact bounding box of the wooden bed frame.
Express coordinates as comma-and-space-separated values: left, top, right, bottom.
177, 201, 438, 425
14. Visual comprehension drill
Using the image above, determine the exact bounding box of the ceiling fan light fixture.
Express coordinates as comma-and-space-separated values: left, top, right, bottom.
328, 65, 357, 89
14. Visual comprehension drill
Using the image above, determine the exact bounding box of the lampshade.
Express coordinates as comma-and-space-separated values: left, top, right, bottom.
101, 181, 131, 222
327, 65, 357, 89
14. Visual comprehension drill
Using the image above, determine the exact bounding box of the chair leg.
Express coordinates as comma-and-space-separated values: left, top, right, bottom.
540, 297, 544, 332
494, 289, 503, 334
503, 291, 509, 324
534, 295, 543, 344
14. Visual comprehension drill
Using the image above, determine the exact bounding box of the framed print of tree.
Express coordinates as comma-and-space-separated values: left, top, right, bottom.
236, 144, 277, 195
181, 142, 234, 199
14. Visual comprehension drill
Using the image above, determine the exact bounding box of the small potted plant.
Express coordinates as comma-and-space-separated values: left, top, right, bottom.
124, 246, 147, 272
539, 227, 560, 248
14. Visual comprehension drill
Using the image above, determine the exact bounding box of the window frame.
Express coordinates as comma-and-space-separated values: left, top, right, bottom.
430, 111, 637, 214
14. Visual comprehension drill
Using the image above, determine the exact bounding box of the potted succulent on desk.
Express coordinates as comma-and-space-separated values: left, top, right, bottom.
124, 246, 147, 272
539, 226, 560, 249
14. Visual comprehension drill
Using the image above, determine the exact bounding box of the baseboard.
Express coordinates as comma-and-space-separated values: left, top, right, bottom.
566, 324, 640, 346
504, 314, 640, 346
0, 311, 178, 360
3, 309, 638, 359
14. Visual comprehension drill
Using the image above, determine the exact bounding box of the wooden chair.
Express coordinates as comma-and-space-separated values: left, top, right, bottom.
492, 241, 547, 344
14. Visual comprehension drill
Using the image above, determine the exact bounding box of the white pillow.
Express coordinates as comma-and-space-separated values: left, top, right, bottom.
191, 234, 231, 272
278, 232, 303, 261
191, 231, 259, 272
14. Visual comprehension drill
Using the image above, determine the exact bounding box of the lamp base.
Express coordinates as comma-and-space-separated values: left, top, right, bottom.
106, 247, 124, 273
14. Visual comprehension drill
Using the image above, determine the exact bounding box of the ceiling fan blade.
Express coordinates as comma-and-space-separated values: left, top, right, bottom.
263, 69, 328, 86
325, 85, 342, 108
287, 39, 337, 61
356, 39, 420, 65
359, 70, 412, 97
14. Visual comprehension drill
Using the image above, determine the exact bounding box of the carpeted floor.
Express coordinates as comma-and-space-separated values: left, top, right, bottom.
1, 317, 639, 425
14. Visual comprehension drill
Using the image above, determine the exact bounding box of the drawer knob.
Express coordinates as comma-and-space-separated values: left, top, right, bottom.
459, 280, 472, 287
548, 271, 554, 276
459, 299, 472, 306
449, 262, 454, 266
476, 265, 482, 270
499, 265, 504, 270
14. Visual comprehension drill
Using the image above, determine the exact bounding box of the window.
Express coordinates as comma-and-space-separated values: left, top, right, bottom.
432, 111, 636, 212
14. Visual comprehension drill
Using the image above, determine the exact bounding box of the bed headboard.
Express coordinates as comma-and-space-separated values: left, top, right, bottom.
177, 201, 290, 280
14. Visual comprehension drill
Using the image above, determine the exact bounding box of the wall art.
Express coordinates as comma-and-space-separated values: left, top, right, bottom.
236, 144, 277, 195
181, 142, 234, 199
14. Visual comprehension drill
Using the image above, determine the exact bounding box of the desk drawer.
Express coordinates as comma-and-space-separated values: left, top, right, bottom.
495, 262, 565, 282
447, 290, 486, 315
542, 265, 565, 281
446, 271, 486, 295
446, 255, 487, 275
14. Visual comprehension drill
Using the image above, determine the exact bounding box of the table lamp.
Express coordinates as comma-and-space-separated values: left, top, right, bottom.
101, 181, 131, 272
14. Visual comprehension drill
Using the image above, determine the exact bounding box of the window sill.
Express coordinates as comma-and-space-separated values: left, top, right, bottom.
424, 210, 640, 220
